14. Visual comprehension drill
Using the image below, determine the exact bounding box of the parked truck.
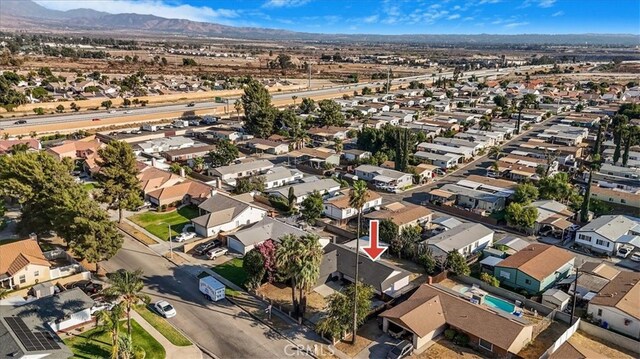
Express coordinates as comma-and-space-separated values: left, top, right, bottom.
199, 275, 225, 302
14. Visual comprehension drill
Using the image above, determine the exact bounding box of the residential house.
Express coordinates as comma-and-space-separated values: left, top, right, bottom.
225, 217, 327, 255
317, 243, 411, 298
423, 223, 494, 260
206, 129, 243, 142
567, 262, 620, 301
365, 202, 432, 234
191, 191, 267, 237
323, 189, 382, 224
208, 159, 275, 185
135, 136, 195, 154
145, 180, 212, 207
530, 200, 575, 235
354, 165, 413, 192
342, 149, 372, 162
537, 125, 589, 146
161, 145, 216, 162
307, 126, 349, 141
413, 163, 438, 183
137, 165, 183, 195
494, 244, 575, 294
46, 136, 102, 161
589, 186, 640, 212
417, 142, 473, 160
246, 138, 290, 155
433, 137, 486, 155
592, 163, 640, 193
0, 239, 51, 289
414, 151, 461, 169
431, 183, 508, 212
267, 177, 341, 205
575, 215, 640, 255
587, 271, 640, 339
0, 139, 41, 154
380, 284, 534, 356
261, 166, 304, 190
287, 147, 340, 168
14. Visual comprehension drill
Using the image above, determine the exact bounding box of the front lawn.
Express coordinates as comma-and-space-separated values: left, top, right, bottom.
134, 305, 192, 346
211, 258, 247, 289
64, 319, 165, 359
129, 205, 199, 240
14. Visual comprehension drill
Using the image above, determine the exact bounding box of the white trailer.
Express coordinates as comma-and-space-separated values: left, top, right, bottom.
199, 276, 225, 302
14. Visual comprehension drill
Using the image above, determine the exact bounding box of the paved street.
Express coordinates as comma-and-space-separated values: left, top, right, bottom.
102, 235, 312, 359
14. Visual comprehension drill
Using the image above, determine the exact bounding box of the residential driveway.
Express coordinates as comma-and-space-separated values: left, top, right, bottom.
103, 236, 313, 359
355, 333, 398, 359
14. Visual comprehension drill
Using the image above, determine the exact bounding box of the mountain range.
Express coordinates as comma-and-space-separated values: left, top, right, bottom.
1, 0, 637, 45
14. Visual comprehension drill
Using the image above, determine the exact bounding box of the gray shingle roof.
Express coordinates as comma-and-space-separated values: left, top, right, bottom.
227, 217, 307, 247
424, 223, 493, 255
578, 215, 640, 242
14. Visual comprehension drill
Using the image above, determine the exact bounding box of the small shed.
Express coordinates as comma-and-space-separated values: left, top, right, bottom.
542, 288, 571, 311
479, 256, 503, 273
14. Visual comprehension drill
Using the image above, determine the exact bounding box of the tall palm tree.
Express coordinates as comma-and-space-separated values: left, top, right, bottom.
276, 234, 303, 318
349, 180, 369, 344
234, 99, 243, 119
193, 156, 205, 172
105, 269, 148, 339
296, 234, 324, 320
488, 146, 502, 159
94, 303, 125, 359
292, 95, 298, 107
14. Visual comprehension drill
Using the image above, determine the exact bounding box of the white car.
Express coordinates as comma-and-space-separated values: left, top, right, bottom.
109, 110, 117, 114
124, 110, 132, 114
630, 252, 640, 262
154, 300, 177, 318
617, 245, 634, 259
173, 232, 196, 242
207, 247, 228, 260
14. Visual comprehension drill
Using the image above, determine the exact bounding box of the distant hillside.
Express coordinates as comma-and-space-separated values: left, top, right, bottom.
0, 0, 637, 45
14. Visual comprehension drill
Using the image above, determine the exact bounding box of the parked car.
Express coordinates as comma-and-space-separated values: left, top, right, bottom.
194, 240, 221, 255
154, 300, 177, 318
14, 120, 27, 124
173, 232, 197, 242
387, 340, 413, 359
69, 281, 103, 295
124, 110, 132, 114
92, 118, 101, 121
617, 245, 634, 258
135, 201, 152, 211
388, 324, 406, 339
187, 102, 195, 107
630, 252, 640, 262
207, 247, 228, 260
109, 110, 117, 114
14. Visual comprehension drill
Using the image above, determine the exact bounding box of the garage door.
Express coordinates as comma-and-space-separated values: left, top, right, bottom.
227, 238, 246, 255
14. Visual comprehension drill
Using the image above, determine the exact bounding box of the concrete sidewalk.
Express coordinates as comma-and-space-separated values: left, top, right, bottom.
130, 310, 203, 359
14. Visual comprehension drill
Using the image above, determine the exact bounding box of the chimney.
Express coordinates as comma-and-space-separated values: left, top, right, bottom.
210, 189, 218, 197
179, 167, 186, 177
151, 158, 157, 167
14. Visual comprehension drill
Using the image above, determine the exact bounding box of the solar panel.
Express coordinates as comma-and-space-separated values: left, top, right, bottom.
3, 317, 61, 351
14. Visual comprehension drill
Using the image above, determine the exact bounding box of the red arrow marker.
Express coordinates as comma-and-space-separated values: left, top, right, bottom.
362, 220, 387, 261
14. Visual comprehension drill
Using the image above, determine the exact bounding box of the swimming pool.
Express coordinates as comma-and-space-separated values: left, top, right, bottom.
484, 295, 516, 313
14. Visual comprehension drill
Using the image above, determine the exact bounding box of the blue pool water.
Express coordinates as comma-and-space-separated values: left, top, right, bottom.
484, 295, 516, 313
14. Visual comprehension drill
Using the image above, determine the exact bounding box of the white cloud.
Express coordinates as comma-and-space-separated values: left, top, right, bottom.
463, 16, 474, 21
538, 0, 556, 7
447, 14, 461, 20
363, 15, 379, 23
478, 0, 501, 4
263, 0, 311, 8
35, 0, 238, 22
504, 21, 529, 28
452, 5, 461, 10
551, 11, 564, 17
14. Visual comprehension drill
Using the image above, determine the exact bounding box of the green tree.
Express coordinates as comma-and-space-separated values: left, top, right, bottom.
123, 98, 131, 107
94, 303, 125, 359
580, 170, 593, 223
70, 102, 80, 112
55, 104, 65, 113
234, 99, 243, 119
242, 79, 276, 138
300, 191, 323, 225
31, 86, 49, 99
493, 95, 508, 108
445, 251, 470, 276
361, 87, 372, 95
379, 218, 398, 246
317, 99, 345, 127
33, 107, 45, 115
316, 282, 374, 341
101, 100, 113, 110
69, 206, 123, 273
392, 225, 421, 259
513, 183, 539, 205
505, 202, 538, 231
488, 146, 502, 159
243, 248, 266, 290
193, 156, 205, 172
622, 125, 639, 167
105, 269, 149, 340
538, 173, 577, 204
417, 248, 437, 275
348, 180, 369, 344
299, 97, 316, 114
209, 140, 239, 167
276, 234, 324, 320
96, 141, 143, 223
515, 93, 537, 134
480, 273, 500, 287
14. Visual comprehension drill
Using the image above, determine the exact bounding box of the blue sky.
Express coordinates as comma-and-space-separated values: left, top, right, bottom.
37, 0, 640, 34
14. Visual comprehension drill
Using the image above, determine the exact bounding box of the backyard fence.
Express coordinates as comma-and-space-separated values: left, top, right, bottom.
538, 318, 580, 359
578, 321, 640, 355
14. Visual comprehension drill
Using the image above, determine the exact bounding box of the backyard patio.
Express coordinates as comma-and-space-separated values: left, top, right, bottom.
128, 205, 199, 240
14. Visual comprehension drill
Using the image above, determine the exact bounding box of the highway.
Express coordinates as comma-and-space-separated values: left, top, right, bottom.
0, 65, 551, 134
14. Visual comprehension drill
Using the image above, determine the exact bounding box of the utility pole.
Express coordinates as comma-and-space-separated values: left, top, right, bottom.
308, 64, 311, 89
167, 223, 174, 258
570, 261, 584, 325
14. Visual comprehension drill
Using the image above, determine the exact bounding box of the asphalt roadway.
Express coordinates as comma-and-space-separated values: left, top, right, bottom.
102, 236, 310, 359
0, 65, 551, 133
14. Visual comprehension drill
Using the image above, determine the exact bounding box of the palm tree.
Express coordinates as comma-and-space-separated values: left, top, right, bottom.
488, 146, 502, 159
296, 234, 324, 320
105, 269, 148, 339
334, 138, 343, 154
276, 234, 303, 318
193, 156, 205, 172
94, 303, 125, 359
0, 287, 9, 299
234, 99, 243, 119
348, 180, 369, 344
292, 95, 298, 107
